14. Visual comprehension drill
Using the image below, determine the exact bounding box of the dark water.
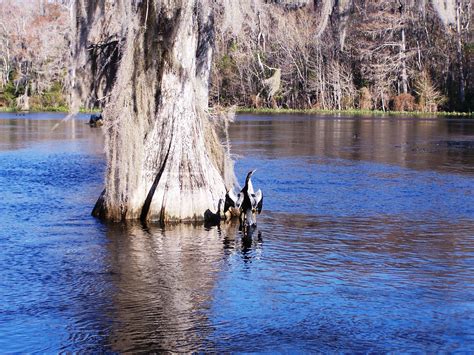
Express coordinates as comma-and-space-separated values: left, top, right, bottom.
1, 112, 473, 352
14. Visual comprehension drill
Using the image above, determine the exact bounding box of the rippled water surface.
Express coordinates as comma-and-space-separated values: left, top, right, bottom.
1, 112, 473, 352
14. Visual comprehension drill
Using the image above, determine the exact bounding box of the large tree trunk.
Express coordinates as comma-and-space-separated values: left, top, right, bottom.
73, 1, 232, 222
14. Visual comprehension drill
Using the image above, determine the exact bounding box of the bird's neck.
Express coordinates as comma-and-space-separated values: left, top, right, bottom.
247, 179, 254, 194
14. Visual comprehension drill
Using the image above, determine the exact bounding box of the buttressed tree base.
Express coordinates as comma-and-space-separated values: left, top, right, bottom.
73, 1, 233, 223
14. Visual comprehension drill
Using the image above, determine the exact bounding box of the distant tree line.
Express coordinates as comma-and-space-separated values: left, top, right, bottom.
210, 0, 472, 112
0, 0, 70, 110
0, 0, 471, 113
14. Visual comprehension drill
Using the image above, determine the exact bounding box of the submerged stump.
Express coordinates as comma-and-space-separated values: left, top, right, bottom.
73, 1, 232, 222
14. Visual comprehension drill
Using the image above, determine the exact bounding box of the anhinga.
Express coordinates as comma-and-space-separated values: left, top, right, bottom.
224, 170, 263, 229
204, 199, 222, 227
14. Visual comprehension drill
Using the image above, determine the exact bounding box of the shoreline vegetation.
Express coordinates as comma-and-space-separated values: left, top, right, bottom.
1, 1, 473, 122
236, 107, 473, 117
0, 106, 97, 114
1, 2, 472, 121
1, 106, 472, 117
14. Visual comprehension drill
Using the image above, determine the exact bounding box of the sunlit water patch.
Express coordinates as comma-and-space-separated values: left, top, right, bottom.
0, 113, 473, 352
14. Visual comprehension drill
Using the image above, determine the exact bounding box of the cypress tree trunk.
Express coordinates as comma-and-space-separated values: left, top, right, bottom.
73, 1, 231, 222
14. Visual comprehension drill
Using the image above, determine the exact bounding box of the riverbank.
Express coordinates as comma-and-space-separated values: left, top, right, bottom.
0, 106, 69, 113
1, 106, 472, 117
236, 107, 473, 117
0, 106, 99, 114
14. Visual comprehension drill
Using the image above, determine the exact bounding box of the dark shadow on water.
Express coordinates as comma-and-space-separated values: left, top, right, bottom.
102, 221, 254, 352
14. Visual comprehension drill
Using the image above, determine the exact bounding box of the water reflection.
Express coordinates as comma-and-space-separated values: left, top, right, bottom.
232, 115, 474, 174
0, 113, 103, 153
207, 212, 474, 352
103, 221, 263, 352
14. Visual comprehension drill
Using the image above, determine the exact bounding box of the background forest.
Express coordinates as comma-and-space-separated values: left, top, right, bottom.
0, 0, 472, 113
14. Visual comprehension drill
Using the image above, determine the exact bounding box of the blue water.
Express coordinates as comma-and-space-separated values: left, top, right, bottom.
0, 113, 473, 352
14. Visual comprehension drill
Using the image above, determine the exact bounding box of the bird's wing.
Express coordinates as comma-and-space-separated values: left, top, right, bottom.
229, 188, 238, 202
224, 189, 237, 212
254, 189, 263, 214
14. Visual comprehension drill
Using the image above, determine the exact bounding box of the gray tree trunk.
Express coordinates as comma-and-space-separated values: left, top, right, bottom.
455, 0, 466, 105
73, 1, 232, 222
400, 28, 409, 94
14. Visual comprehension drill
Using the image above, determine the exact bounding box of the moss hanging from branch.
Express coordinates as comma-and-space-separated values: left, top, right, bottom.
74, 1, 235, 223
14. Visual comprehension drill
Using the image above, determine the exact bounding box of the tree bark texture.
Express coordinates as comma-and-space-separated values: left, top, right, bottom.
74, 1, 230, 222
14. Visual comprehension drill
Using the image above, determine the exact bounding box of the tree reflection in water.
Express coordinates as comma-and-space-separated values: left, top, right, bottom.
103, 221, 261, 352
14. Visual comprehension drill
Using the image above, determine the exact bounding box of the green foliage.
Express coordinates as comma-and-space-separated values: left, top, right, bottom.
30, 82, 66, 110
0, 81, 66, 111
0, 79, 30, 109
218, 55, 234, 72
464, 43, 474, 54
3, 82, 19, 104
228, 41, 238, 52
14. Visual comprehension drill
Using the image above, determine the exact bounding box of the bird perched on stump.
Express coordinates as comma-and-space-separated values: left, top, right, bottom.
224, 170, 263, 229
223, 188, 241, 220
